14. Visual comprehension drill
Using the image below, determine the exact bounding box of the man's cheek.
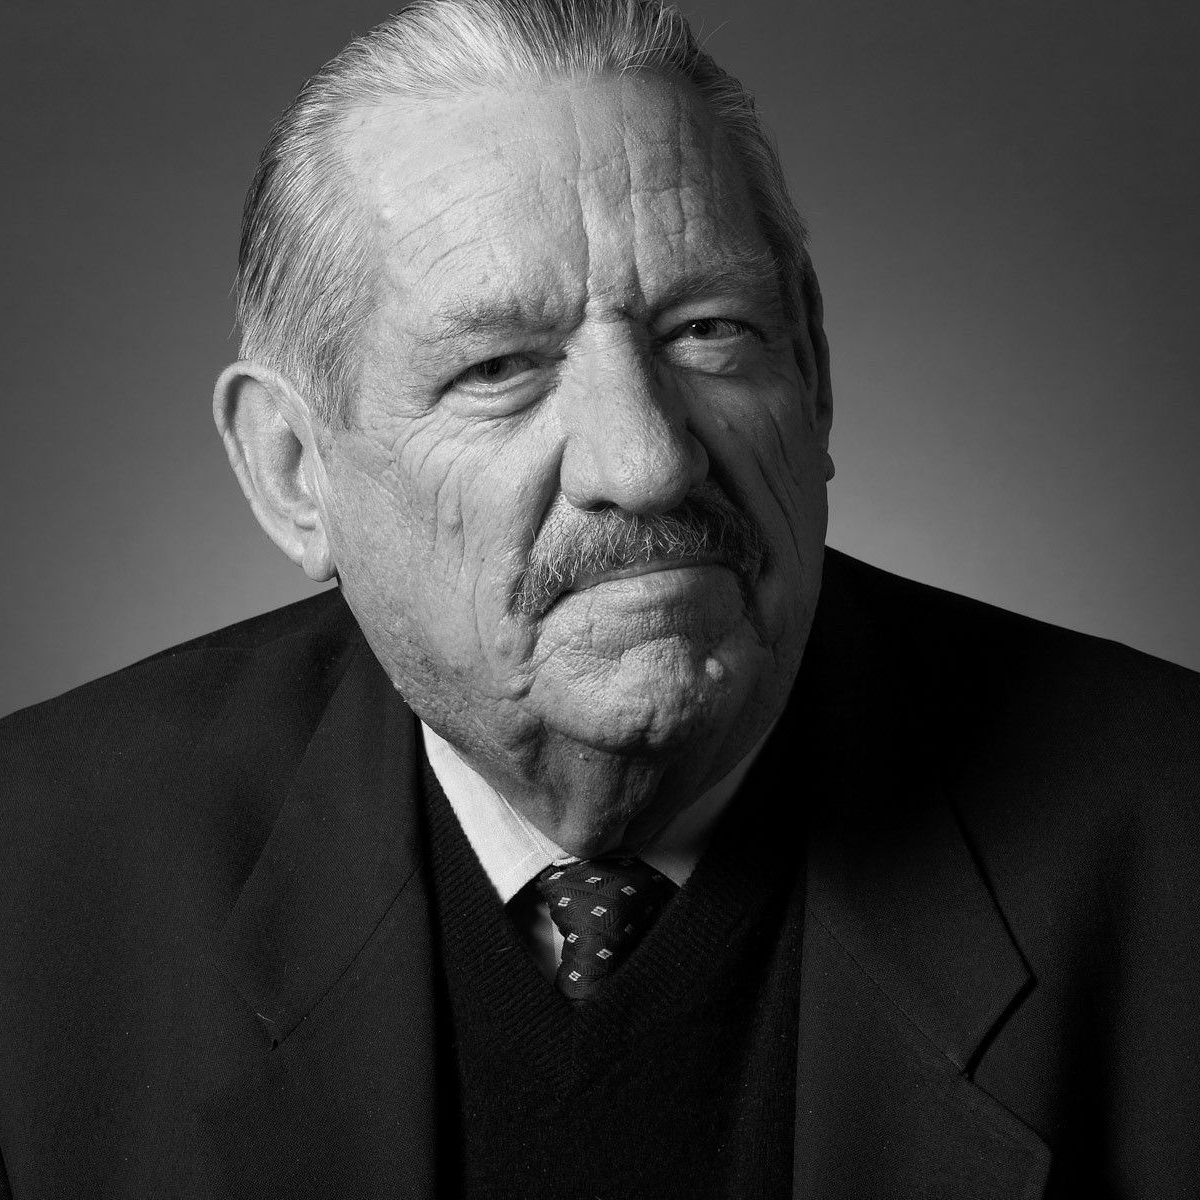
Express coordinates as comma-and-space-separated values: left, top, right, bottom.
366, 421, 469, 559
409, 454, 522, 651
455, 430, 551, 560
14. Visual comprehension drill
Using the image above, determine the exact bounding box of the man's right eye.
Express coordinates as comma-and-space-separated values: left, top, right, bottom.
452, 354, 536, 389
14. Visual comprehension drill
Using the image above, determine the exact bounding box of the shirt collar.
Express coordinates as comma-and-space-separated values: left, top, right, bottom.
421, 721, 768, 903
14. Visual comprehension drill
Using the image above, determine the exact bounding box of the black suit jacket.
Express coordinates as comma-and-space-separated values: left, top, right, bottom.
1, 550, 1197, 1198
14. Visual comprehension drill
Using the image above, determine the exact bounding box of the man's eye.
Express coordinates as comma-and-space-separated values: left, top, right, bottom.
454, 354, 535, 388
671, 317, 756, 342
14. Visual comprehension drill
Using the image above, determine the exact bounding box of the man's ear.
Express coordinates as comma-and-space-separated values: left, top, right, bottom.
212, 362, 337, 582
795, 257, 835, 476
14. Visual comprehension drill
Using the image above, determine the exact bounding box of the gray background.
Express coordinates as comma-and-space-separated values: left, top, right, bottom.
3, 0, 1197, 718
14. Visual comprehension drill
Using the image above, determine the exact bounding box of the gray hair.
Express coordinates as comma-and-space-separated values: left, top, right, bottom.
236, 0, 809, 425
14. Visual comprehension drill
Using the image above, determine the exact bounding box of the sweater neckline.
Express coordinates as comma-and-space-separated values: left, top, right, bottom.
421, 743, 805, 1091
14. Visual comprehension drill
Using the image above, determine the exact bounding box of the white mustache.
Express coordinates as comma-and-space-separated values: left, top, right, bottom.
515, 483, 765, 616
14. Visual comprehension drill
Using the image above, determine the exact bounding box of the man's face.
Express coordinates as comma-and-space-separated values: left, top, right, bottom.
318, 71, 830, 826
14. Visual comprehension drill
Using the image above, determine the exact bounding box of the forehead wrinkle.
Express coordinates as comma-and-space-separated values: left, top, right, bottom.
602, 80, 774, 319
383, 134, 590, 333
632, 77, 688, 292
550, 85, 598, 320
374, 183, 515, 258
408, 193, 586, 347
351, 98, 562, 200
353, 97, 578, 278
570, 109, 659, 318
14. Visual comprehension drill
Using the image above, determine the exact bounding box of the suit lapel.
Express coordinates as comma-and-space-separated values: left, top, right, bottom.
205, 637, 438, 1200
792, 553, 1051, 1197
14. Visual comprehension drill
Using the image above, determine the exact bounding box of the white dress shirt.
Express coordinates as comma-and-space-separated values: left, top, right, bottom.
421, 722, 767, 980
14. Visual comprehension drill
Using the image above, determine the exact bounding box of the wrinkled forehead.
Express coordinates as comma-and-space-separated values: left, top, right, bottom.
342, 71, 766, 316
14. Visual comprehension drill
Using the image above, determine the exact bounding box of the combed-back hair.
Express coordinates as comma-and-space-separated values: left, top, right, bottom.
236, 0, 809, 424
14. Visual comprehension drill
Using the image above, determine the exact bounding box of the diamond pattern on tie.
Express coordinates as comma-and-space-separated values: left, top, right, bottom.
534, 857, 677, 1000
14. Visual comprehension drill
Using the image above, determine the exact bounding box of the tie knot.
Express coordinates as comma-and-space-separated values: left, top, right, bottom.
534, 857, 677, 1000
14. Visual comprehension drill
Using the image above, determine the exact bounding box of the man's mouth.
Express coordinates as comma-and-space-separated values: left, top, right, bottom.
568, 554, 727, 593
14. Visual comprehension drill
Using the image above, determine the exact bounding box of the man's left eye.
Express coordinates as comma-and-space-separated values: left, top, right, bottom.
670, 317, 757, 342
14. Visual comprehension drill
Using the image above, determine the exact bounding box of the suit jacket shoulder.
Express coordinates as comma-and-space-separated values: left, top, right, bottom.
823, 547, 1199, 794
0, 589, 360, 886
0, 587, 439, 1199
807, 550, 1200, 1197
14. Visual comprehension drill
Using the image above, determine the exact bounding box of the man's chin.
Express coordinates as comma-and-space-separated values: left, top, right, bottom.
526, 624, 772, 759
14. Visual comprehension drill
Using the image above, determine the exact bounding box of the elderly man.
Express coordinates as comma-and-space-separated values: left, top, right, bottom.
1, 1, 1197, 1197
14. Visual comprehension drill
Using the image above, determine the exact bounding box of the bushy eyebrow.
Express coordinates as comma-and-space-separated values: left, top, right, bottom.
656, 246, 783, 314
431, 296, 561, 347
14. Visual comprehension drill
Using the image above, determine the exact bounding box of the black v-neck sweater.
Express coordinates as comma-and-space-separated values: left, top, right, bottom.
421, 756, 806, 1200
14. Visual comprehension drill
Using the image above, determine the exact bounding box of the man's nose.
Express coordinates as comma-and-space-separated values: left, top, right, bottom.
555, 333, 708, 514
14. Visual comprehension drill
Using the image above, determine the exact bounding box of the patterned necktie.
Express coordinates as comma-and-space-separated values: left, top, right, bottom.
534, 857, 677, 1000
